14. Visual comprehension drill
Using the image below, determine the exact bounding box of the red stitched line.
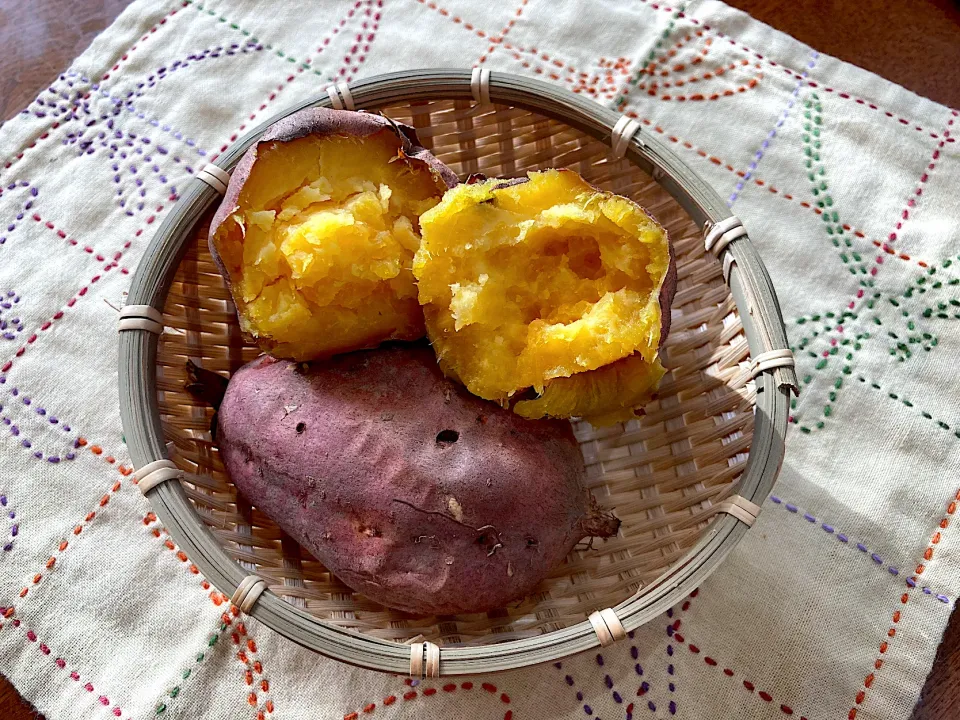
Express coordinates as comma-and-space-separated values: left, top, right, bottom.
341, 0, 383, 82
807, 83, 953, 138
684, 638, 808, 718
619, 111, 911, 264
345, 679, 512, 720
418, 0, 583, 85
214, 0, 378, 156
21, 211, 128, 270
2, 120, 70, 177
0, 611, 126, 718
674, 590, 808, 718
0, 206, 161, 376
651, 73, 762, 102
884, 112, 956, 245
101, 4, 184, 82
635, 0, 954, 136
569, 58, 633, 98
848, 487, 960, 719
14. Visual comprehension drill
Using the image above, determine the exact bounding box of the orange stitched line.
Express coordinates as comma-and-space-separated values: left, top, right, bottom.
146, 515, 273, 714
233, 616, 274, 717
644, 31, 707, 75
653, 72, 762, 101
18, 480, 124, 599
569, 57, 633, 98
503, 50, 575, 84
417, 0, 486, 37
74, 437, 133, 476
616, 35, 715, 104
477, 0, 529, 64
417, 0, 586, 81
499, 39, 585, 78
640, 59, 756, 90
849, 488, 960, 719
622, 33, 769, 106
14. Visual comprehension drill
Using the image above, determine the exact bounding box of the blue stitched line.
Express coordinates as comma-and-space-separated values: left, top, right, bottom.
664, 610, 677, 715
555, 631, 644, 718
61, 71, 209, 157
769, 496, 953, 604
728, 49, 819, 206
1, 494, 16, 552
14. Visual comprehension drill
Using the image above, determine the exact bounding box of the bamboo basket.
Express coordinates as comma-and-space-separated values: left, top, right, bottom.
118, 69, 797, 676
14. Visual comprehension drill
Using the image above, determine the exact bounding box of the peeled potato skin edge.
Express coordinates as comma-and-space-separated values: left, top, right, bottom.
209, 107, 459, 361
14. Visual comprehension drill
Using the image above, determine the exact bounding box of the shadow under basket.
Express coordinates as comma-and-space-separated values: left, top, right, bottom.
118, 69, 797, 677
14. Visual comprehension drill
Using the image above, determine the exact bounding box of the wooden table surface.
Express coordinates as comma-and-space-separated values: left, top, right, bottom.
1, 1, 958, 718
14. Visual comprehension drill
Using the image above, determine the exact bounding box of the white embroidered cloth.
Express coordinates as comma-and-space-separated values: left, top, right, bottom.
0, 1, 957, 719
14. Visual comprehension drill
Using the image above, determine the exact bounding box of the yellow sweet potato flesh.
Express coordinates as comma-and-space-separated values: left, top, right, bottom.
213, 132, 447, 360
414, 169, 670, 424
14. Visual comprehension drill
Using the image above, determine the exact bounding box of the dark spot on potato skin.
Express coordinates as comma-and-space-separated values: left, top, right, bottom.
296, 421, 306, 434
217, 346, 616, 615
436, 429, 459, 446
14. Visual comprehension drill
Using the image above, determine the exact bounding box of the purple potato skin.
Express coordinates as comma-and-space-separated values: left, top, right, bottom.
217, 345, 615, 615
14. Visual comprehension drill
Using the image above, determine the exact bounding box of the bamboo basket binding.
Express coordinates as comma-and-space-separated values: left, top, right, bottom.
118, 69, 798, 676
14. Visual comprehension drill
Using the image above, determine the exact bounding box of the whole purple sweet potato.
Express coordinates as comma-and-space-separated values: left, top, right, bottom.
216, 345, 619, 615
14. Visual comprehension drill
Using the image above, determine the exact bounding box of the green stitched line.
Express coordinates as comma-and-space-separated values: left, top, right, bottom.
791, 309, 859, 352
155, 622, 228, 716
801, 93, 870, 281
184, 0, 332, 78
858, 376, 960, 438
612, 3, 686, 109
885, 302, 937, 361
883, 256, 960, 360
792, 332, 868, 433
791, 255, 960, 431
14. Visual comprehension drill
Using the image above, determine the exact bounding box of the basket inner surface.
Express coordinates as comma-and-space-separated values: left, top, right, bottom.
156, 99, 755, 644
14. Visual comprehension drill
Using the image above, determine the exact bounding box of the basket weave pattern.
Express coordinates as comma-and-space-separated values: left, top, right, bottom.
156, 100, 753, 644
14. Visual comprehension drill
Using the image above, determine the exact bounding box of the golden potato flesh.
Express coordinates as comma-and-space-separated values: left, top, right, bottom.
414, 169, 674, 425
210, 109, 455, 360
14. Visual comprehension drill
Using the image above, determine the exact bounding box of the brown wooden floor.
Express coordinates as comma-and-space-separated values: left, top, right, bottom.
1, 0, 958, 718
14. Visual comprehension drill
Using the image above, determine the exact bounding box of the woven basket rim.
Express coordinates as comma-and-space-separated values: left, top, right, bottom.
118, 68, 794, 676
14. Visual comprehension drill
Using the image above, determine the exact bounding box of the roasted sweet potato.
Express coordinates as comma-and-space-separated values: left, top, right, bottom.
210, 108, 458, 361
413, 169, 676, 425
215, 346, 619, 615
